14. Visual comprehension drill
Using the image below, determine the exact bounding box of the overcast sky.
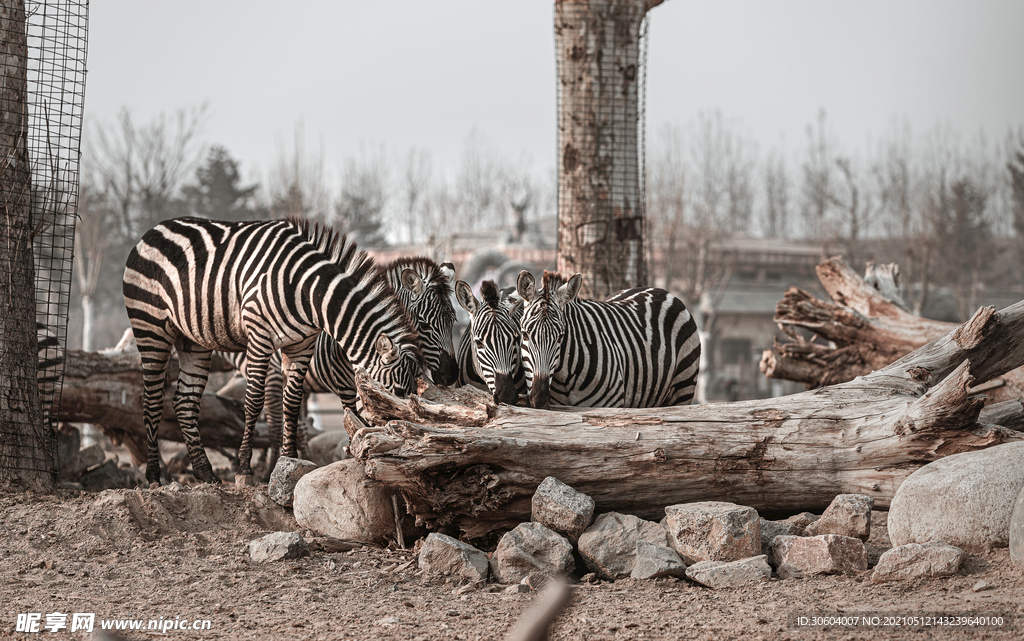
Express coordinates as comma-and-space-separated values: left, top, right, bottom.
85, 0, 1024, 183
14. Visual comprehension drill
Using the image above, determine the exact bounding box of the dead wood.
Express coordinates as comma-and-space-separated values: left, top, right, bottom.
760, 257, 1024, 401
58, 348, 264, 466
349, 301, 1024, 541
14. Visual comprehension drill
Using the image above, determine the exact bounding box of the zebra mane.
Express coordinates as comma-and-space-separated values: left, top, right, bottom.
480, 280, 501, 309
540, 270, 572, 303
380, 256, 455, 299
287, 216, 359, 266
289, 217, 422, 360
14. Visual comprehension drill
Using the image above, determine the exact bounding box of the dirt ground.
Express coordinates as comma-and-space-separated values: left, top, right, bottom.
2, 480, 1023, 641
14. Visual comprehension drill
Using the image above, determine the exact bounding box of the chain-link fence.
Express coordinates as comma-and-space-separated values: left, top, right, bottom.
0, 0, 88, 481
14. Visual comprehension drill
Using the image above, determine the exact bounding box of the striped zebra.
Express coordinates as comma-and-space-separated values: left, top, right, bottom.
123, 217, 423, 484
37, 322, 64, 428
516, 270, 700, 409
455, 280, 526, 404
222, 256, 457, 473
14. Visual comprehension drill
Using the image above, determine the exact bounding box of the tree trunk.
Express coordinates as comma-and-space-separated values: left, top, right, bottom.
759, 257, 1024, 402
0, 0, 53, 490
349, 301, 1024, 541
555, 0, 663, 298
57, 348, 258, 466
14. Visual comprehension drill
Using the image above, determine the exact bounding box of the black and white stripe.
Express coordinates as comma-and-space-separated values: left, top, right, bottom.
455, 280, 525, 404
516, 270, 700, 409
123, 217, 423, 484
37, 322, 64, 428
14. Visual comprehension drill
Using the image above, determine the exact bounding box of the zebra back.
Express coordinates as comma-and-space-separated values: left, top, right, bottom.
517, 270, 700, 409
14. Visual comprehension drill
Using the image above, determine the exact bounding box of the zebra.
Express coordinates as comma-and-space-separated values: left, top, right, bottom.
516, 270, 700, 409
221, 256, 458, 473
36, 322, 64, 428
123, 217, 423, 485
455, 280, 526, 404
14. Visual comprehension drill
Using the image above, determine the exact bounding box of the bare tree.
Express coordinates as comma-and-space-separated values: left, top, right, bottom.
72, 183, 114, 351
800, 109, 837, 244
762, 150, 790, 238
335, 145, 390, 247
554, 0, 665, 299
266, 121, 331, 222
0, 0, 51, 489
646, 123, 687, 288
831, 155, 875, 268
89, 106, 207, 241
401, 148, 432, 245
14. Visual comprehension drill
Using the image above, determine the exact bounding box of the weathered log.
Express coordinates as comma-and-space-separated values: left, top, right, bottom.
350, 301, 1024, 541
58, 348, 264, 465
760, 257, 1024, 401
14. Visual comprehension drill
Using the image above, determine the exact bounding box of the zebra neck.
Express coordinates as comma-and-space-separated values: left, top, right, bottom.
311, 270, 373, 366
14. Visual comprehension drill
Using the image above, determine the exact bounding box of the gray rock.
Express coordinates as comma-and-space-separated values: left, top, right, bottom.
79, 458, 133, 491
59, 443, 105, 479
306, 430, 349, 467
531, 477, 595, 543
685, 555, 772, 589
804, 494, 873, 541
490, 522, 574, 584
871, 541, 964, 583
772, 534, 867, 579
292, 459, 396, 543
249, 531, 309, 562
784, 512, 819, 534
630, 540, 687, 579
664, 501, 760, 565
268, 456, 318, 507
760, 518, 801, 566
418, 533, 489, 583
888, 442, 1024, 552
577, 512, 672, 580
1012, 485, 1024, 568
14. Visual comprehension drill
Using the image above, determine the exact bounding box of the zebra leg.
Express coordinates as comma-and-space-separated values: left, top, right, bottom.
136, 335, 174, 486
280, 344, 314, 460
262, 355, 285, 479
173, 344, 221, 484
239, 343, 273, 479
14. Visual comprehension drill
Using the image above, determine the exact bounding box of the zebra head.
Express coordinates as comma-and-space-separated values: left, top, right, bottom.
517, 270, 583, 409
394, 260, 459, 387
455, 279, 522, 405
369, 332, 424, 398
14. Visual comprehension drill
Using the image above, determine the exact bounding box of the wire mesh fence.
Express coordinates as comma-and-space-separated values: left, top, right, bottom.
0, 0, 88, 482
554, 0, 650, 298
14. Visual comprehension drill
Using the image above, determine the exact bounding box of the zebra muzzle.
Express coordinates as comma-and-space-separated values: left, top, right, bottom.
492, 372, 519, 405
529, 375, 551, 410
433, 351, 459, 387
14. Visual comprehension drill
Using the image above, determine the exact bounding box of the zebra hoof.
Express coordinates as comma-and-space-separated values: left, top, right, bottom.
235, 473, 255, 488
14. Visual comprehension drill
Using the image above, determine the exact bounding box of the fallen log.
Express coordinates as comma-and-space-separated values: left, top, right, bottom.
349, 301, 1024, 541
759, 257, 1024, 401
58, 347, 264, 466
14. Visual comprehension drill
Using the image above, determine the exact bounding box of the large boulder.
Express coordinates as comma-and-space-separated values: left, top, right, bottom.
418, 533, 489, 583
664, 501, 760, 565
804, 494, 873, 541
490, 522, 574, 584
760, 518, 801, 567
292, 459, 396, 543
577, 512, 672, 580
630, 540, 687, 580
531, 477, 595, 543
888, 442, 1024, 552
772, 534, 867, 579
871, 542, 964, 583
1012, 485, 1024, 568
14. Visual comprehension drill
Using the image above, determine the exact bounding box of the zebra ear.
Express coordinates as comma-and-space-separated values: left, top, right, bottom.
439, 262, 456, 283
454, 280, 478, 316
400, 269, 425, 297
375, 333, 399, 364
556, 273, 584, 306
517, 270, 536, 302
